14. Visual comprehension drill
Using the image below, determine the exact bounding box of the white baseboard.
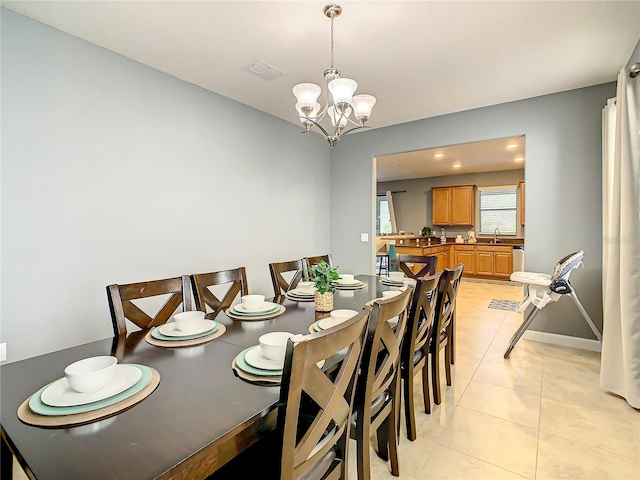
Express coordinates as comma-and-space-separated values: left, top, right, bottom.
522, 330, 602, 352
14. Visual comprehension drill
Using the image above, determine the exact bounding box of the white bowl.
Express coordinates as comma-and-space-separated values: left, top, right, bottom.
241, 294, 266, 312
329, 309, 358, 327
382, 290, 401, 299
337, 274, 355, 284
259, 331, 294, 363
64, 356, 118, 393
388, 271, 405, 282
173, 311, 206, 333
298, 281, 316, 294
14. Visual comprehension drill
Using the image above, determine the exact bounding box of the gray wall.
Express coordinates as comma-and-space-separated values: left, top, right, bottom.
627, 38, 640, 67
330, 83, 616, 339
0, 9, 330, 363
379, 169, 525, 239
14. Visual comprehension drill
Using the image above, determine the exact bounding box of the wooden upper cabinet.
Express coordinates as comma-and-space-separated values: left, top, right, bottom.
432, 185, 476, 226
519, 181, 525, 226
432, 188, 451, 225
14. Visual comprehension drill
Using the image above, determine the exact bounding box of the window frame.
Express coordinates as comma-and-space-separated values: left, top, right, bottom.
477, 185, 518, 236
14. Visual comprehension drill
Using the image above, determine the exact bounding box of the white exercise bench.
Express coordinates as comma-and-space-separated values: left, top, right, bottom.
503, 250, 602, 358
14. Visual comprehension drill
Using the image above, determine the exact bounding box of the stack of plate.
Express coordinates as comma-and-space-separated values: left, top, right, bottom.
234, 345, 283, 377
285, 288, 315, 302
29, 364, 152, 416
379, 278, 405, 287
228, 302, 284, 318
151, 320, 219, 341
332, 279, 366, 290
309, 316, 350, 332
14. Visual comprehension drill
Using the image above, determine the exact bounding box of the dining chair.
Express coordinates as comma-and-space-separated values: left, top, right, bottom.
269, 258, 305, 296
431, 264, 464, 406
351, 287, 412, 480
304, 254, 334, 276
106, 275, 192, 336
208, 310, 371, 480
400, 272, 442, 441
190, 267, 249, 320
393, 254, 437, 279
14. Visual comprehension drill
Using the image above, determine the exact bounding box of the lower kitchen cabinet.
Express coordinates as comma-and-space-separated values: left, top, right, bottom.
475, 246, 513, 279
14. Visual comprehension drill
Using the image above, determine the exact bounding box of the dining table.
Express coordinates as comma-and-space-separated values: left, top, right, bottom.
1, 275, 402, 479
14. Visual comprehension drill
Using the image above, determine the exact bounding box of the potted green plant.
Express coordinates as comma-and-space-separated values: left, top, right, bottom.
307, 260, 340, 312
421, 226, 433, 237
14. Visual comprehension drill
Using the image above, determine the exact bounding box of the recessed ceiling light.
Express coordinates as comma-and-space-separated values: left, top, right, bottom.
514, 156, 524, 163
434, 153, 444, 159
507, 143, 518, 149
452, 163, 462, 169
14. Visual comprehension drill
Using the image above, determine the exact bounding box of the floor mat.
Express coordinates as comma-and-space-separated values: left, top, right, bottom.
488, 299, 521, 311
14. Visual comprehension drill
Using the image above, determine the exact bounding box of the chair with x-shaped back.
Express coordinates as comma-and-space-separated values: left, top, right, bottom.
431, 264, 464, 405
107, 275, 192, 336
191, 267, 249, 320
304, 254, 334, 276
207, 310, 371, 480
269, 258, 305, 296
351, 287, 412, 480
394, 254, 437, 279
401, 272, 441, 440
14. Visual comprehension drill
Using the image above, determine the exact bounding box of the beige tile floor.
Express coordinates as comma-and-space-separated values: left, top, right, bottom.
347, 280, 640, 480
12, 281, 640, 479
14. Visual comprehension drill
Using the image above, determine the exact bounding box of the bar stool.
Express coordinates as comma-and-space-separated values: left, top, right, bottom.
376, 253, 389, 276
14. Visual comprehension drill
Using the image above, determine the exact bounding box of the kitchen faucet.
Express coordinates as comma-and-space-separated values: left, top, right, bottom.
494, 227, 501, 243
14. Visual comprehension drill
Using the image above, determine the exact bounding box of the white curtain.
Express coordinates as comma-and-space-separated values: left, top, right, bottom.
600, 67, 640, 409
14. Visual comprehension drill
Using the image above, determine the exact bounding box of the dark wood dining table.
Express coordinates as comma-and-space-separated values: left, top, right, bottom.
1, 275, 398, 479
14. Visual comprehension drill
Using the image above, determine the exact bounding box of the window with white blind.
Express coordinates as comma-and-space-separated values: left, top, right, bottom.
478, 186, 517, 235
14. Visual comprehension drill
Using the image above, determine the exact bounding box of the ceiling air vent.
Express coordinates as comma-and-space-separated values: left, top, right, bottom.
242, 60, 285, 81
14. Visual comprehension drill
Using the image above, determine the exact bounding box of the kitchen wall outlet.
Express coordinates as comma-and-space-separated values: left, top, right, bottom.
0, 343, 6, 362
360, 233, 369, 242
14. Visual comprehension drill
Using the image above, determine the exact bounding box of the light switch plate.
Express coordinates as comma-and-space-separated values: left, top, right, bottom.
360, 233, 369, 242
0, 343, 6, 362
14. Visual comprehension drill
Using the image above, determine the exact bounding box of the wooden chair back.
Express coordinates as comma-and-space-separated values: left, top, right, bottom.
394, 254, 437, 279
269, 259, 305, 296
304, 254, 334, 276
352, 287, 412, 479
401, 272, 442, 438
405, 272, 442, 361
278, 310, 370, 480
107, 276, 192, 336
190, 267, 248, 320
433, 264, 464, 338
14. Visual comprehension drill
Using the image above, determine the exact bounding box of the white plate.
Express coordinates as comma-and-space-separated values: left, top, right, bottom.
233, 302, 279, 314
317, 316, 350, 330
288, 289, 315, 297
159, 320, 217, 337
334, 280, 362, 286
40, 364, 142, 407
244, 345, 283, 371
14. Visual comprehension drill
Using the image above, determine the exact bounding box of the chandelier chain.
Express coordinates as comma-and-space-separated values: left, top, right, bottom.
330, 15, 334, 70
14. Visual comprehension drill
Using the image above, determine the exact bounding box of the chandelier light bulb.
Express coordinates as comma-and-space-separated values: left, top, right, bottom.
351, 94, 376, 122
328, 78, 358, 108
292, 83, 322, 109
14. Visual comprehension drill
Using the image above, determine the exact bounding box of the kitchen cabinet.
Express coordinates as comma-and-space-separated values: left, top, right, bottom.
519, 181, 525, 226
475, 245, 513, 279
432, 185, 476, 226
453, 245, 475, 274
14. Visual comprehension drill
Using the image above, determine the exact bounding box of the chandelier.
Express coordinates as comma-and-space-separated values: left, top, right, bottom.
292, 4, 376, 148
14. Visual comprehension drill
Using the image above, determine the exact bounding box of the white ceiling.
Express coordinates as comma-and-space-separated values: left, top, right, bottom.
377, 135, 525, 182
3, 1, 638, 180
3, 0, 638, 132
